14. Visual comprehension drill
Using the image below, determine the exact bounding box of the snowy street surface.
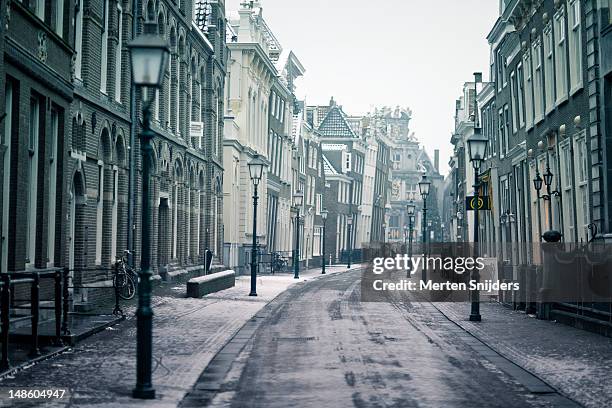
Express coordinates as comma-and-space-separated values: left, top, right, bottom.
0, 265, 357, 408
206, 270, 609, 408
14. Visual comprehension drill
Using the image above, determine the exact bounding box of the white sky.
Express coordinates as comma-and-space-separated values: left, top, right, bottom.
225, 0, 500, 175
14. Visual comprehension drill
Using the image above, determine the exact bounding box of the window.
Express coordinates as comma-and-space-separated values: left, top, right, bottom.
316, 194, 322, 215
111, 167, 118, 261
533, 39, 544, 122
559, 143, 574, 238
504, 105, 510, 154
523, 53, 534, 128
313, 227, 322, 257
271, 92, 276, 118
32, 0, 45, 20
543, 25, 555, 112
576, 137, 589, 239
517, 63, 525, 127
100, 0, 110, 93
154, 89, 160, 122
554, 9, 568, 102
497, 51, 504, 92
568, 0, 582, 92
2, 80, 14, 272
490, 102, 497, 156
74, 0, 83, 79
343, 152, 352, 173
498, 108, 505, 157
96, 162, 103, 264
26, 97, 41, 266
115, 5, 123, 102
53, 0, 65, 36
510, 71, 518, 133
48, 109, 60, 265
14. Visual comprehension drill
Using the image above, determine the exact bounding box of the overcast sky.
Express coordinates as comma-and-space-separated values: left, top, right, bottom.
225, 0, 500, 175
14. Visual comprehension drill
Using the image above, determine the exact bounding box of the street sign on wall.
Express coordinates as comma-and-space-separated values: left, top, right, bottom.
190, 121, 204, 138
465, 196, 490, 211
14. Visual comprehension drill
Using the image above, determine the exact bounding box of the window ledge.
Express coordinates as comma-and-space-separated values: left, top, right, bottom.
555, 95, 569, 107
570, 83, 583, 97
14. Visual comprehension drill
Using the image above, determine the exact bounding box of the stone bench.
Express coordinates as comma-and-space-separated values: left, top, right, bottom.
187, 270, 235, 298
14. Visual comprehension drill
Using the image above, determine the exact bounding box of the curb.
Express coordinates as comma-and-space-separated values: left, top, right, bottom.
0, 345, 71, 381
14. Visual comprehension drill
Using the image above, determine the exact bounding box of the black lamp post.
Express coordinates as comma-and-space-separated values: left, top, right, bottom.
128, 27, 170, 400
407, 201, 415, 277
347, 217, 353, 269
293, 191, 304, 279
467, 129, 488, 322
248, 155, 265, 296
533, 152, 562, 243
418, 175, 431, 282
321, 209, 328, 274
382, 223, 387, 243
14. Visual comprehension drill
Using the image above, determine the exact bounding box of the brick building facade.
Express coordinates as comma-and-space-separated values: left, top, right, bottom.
1, 0, 227, 307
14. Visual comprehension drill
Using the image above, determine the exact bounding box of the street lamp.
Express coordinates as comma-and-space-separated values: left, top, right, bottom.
347, 217, 353, 269
321, 209, 328, 274
532, 152, 562, 243
467, 129, 488, 323
407, 201, 415, 276
381, 223, 387, 243
128, 27, 170, 400
293, 191, 304, 279
418, 175, 431, 282
247, 154, 265, 297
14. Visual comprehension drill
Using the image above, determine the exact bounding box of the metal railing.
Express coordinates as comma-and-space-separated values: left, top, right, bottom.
0, 268, 63, 370
0, 264, 127, 372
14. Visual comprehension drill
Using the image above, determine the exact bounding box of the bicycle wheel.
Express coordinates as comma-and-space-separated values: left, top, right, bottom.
119, 274, 136, 300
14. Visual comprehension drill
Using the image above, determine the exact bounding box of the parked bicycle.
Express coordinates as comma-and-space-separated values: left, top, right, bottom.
113, 250, 137, 300
271, 252, 289, 274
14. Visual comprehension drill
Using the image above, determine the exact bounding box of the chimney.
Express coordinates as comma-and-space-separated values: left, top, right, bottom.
434, 150, 440, 173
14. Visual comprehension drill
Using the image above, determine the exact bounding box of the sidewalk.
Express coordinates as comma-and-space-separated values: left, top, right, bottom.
0, 264, 361, 408
436, 302, 612, 408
